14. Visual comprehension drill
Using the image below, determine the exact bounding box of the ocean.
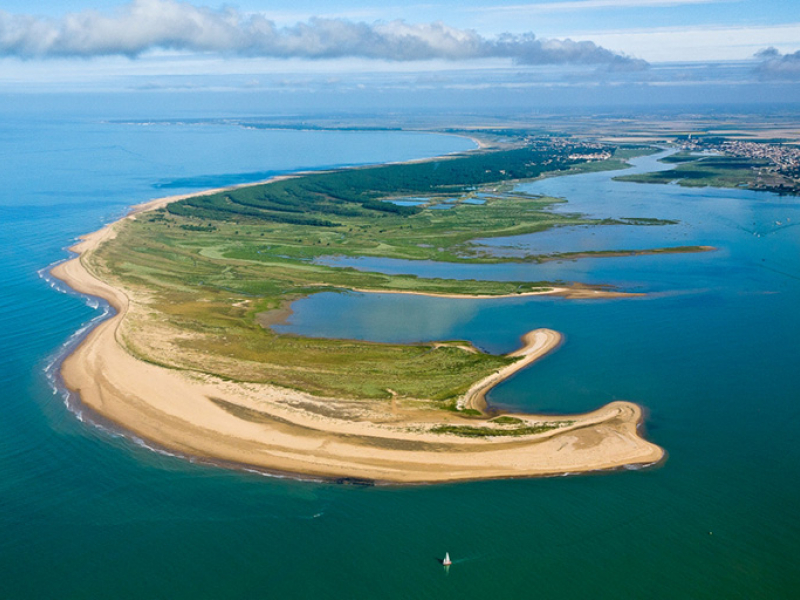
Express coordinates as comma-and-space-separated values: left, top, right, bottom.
1, 100, 798, 599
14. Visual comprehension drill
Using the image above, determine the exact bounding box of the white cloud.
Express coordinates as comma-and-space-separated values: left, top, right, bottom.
471, 0, 726, 14
0, 0, 644, 68
754, 48, 800, 80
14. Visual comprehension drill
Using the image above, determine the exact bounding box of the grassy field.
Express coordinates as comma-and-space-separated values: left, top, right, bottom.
431, 421, 570, 437
88, 143, 683, 404
613, 155, 769, 188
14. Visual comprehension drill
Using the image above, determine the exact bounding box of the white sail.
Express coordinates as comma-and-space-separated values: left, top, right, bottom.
443, 552, 451, 565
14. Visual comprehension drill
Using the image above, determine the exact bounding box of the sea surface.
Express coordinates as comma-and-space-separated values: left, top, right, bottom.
2, 104, 799, 599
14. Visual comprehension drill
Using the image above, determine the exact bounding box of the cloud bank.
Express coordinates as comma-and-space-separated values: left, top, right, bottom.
0, 0, 645, 69
755, 48, 800, 80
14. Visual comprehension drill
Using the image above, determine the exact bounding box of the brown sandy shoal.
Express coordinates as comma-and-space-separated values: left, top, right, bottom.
50, 187, 664, 484
348, 285, 642, 300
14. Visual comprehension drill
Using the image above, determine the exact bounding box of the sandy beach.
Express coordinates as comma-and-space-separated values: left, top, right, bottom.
50, 188, 664, 484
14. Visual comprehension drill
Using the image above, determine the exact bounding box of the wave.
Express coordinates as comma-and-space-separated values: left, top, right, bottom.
39, 257, 119, 431
40, 269, 315, 481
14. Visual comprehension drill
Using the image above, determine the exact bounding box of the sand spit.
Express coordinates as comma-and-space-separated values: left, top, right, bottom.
49, 185, 663, 484
349, 285, 641, 300
460, 329, 563, 412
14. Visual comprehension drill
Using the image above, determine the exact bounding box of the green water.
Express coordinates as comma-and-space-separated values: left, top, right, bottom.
2, 111, 798, 598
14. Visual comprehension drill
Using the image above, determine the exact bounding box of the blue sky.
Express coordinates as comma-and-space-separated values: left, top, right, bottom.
1, 0, 798, 102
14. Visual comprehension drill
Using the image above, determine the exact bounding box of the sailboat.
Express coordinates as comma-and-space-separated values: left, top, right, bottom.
443, 552, 452, 566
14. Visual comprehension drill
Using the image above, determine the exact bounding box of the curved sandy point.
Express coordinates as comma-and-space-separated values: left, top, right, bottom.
460, 328, 563, 412
49, 190, 664, 484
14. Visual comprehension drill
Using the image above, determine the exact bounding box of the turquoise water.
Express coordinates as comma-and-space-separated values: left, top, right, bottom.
2, 110, 799, 599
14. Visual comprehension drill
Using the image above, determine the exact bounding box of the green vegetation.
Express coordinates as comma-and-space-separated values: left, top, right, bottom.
535, 146, 658, 181
459, 409, 483, 416
658, 152, 702, 164
166, 145, 586, 226
490, 416, 524, 425
614, 155, 769, 188
615, 217, 679, 226
540, 245, 712, 263
431, 421, 569, 437
88, 142, 682, 404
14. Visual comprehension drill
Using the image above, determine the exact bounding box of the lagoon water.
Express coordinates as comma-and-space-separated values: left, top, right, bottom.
2, 107, 799, 598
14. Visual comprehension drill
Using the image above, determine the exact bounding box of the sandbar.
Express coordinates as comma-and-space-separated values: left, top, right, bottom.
348, 285, 642, 300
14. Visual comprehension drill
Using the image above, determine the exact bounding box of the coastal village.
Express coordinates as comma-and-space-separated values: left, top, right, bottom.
681, 136, 800, 193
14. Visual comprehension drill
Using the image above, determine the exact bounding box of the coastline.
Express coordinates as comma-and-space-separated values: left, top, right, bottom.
50, 186, 664, 483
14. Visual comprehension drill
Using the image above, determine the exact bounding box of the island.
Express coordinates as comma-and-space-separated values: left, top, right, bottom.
52, 139, 675, 483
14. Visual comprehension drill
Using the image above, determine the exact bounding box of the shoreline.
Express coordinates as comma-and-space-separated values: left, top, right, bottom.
49, 161, 664, 484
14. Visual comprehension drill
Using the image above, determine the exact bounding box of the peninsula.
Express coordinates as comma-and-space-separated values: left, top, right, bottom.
53, 140, 670, 483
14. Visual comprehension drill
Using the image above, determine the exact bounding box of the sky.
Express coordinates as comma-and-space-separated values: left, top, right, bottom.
1, 0, 798, 108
